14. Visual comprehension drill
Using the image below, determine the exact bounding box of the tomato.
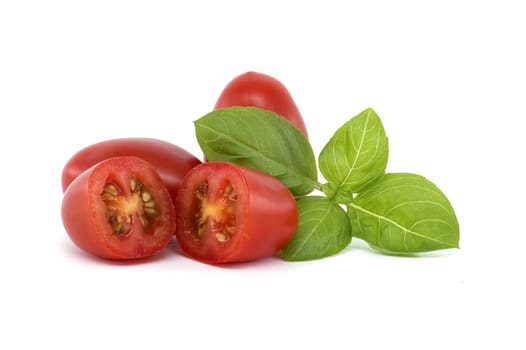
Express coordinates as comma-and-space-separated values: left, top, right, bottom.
61, 156, 176, 260
175, 162, 298, 264
61, 138, 201, 204
214, 71, 308, 137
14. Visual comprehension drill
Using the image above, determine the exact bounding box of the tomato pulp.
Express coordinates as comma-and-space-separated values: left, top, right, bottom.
214, 71, 308, 137
62, 156, 176, 260
61, 138, 201, 204
175, 162, 298, 263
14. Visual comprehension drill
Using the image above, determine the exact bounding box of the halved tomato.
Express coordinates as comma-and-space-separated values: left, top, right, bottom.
62, 156, 176, 260
175, 162, 298, 263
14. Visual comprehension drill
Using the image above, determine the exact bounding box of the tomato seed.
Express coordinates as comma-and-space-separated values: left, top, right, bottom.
104, 183, 119, 195
140, 215, 149, 228
224, 183, 237, 201
215, 233, 228, 242
102, 192, 115, 201
109, 215, 120, 225
141, 191, 152, 202
194, 182, 208, 200
144, 207, 158, 216
132, 178, 143, 192
196, 221, 205, 238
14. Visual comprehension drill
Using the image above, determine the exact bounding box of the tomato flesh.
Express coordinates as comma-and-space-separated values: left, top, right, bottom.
175, 162, 298, 264
102, 178, 159, 237
192, 182, 236, 242
62, 156, 176, 260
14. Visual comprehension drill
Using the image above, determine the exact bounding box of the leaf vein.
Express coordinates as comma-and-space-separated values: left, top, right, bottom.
349, 202, 456, 248
197, 122, 317, 188
288, 207, 333, 260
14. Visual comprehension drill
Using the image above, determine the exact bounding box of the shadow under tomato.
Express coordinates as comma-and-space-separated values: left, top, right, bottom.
166, 240, 286, 269
212, 255, 285, 270
60, 237, 177, 266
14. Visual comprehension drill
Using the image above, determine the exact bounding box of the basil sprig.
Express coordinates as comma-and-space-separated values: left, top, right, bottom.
194, 106, 459, 260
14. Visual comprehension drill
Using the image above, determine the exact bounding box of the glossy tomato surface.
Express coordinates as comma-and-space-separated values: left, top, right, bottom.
62, 156, 176, 260
61, 138, 201, 203
175, 162, 298, 264
214, 71, 308, 137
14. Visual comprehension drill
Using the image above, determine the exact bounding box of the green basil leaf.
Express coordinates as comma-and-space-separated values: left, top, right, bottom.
281, 196, 352, 261
319, 108, 388, 202
348, 173, 460, 254
195, 106, 318, 197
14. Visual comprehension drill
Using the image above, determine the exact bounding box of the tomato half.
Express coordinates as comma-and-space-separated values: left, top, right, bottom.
214, 71, 308, 137
175, 162, 298, 264
61, 138, 201, 203
62, 156, 176, 260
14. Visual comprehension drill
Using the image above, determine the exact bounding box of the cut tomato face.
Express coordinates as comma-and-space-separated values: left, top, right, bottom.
175, 162, 298, 263
214, 71, 308, 138
61, 138, 201, 204
61, 156, 176, 260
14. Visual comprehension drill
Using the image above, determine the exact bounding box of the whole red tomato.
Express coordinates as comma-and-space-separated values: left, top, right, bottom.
175, 162, 298, 264
61, 138, 201, 204
62, 156, 176, 260
214, 71, 308, 137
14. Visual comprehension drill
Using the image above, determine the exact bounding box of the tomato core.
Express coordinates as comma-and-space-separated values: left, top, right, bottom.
193, 181, 237, 243
101, 178, 159, 237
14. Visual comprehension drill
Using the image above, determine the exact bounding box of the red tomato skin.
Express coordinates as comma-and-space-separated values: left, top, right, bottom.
62, 156, 176, 260
61, 138, 201, 203
175, 162, 298, 264
214, 71, 308, 137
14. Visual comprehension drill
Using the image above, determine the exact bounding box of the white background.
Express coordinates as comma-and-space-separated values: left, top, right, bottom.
1, 1, 524, 349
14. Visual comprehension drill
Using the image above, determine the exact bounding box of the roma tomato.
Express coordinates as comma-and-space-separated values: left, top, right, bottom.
62, 156, 176, 260
175, 162, 298, 264
61, 138, 201, 203
214, 71, 308, 137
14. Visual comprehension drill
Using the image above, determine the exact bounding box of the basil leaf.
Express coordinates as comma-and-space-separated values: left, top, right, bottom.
195, 107, 318, 197
281, 196, 352, 261
348, 173, 460, 254
319, 108, 388, 202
